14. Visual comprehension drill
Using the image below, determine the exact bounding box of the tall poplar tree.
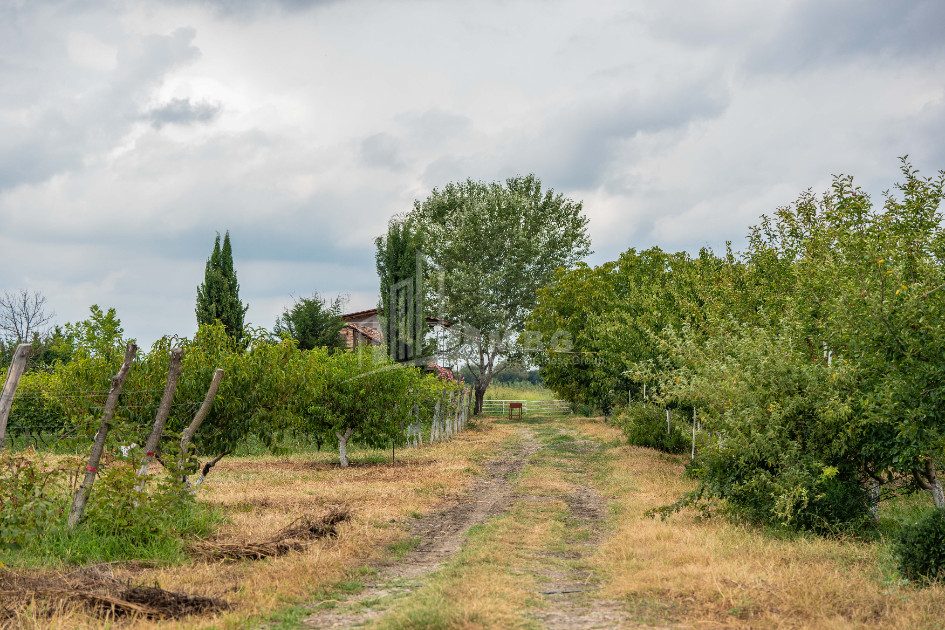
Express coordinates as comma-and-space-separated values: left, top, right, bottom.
375, 219, 425, 363
196, 231, 248, 343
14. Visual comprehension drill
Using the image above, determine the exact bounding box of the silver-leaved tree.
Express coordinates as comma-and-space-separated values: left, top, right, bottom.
408, 174, 591, 413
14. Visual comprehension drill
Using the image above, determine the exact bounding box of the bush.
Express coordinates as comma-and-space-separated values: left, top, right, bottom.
895, 508, 945, 584
0, 450, 61, 550
616, 404, 689, 454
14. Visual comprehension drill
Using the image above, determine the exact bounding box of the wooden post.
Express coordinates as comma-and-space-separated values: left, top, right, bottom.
0, 343, 31, 451
136, 347, 183, 489
666, 408, 671, 434
68, 342, 137, 529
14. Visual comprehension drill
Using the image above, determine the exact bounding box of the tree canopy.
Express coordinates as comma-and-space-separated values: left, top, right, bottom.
375, 218, 426, 362
273, 293, 346, 351
527, 158, 945, 529
407, 174, 591, 412
196, 231, 247, 344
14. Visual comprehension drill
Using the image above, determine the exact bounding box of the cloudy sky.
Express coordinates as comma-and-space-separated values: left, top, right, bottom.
2, 0, 943, 346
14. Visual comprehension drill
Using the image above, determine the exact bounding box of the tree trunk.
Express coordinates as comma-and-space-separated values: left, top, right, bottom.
136, 347, 183, 490
68, 342, 137, 529
926, 460, 945, 509
179, 368, 224, 484
0, 343, 31, 450
337, 427, 353, 467
870, 480, 881, 521
915, 459, 945, 509
474, 385, 486, 415
190, 451, 229, 489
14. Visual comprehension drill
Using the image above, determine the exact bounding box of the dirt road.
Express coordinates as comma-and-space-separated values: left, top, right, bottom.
299, 417, 637, 629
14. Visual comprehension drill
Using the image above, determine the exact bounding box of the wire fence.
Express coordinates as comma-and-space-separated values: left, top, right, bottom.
0, 386, 205, 451
480, 399, 572, 416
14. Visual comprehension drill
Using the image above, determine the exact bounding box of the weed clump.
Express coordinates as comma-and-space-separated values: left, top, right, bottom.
895, 508, 945, 584
615, 405, 689, 454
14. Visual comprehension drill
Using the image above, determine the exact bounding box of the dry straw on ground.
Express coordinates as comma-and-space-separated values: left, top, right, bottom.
1, 418, 513, 629
189, 508, 349, 560
0, 566, 229, 624
574, 418, 945, 630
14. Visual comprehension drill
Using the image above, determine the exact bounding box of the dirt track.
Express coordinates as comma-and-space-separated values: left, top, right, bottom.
299, 424, 637, 629
301, 430, 540, 628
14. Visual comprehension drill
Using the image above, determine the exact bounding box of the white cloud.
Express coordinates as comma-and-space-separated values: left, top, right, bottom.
1, 0, 943, 346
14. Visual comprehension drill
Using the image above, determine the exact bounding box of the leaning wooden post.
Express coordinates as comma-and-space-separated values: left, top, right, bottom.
135, 347, 183, 490
0, 343, 31, 451
68, 342, 137, 529
179, 368, 224, 484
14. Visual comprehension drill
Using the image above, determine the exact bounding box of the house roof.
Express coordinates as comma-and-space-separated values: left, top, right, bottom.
341, 308, 378, 321
342, 308, 453, 327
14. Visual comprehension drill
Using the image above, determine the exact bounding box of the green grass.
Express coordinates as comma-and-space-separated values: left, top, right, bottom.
1, 499, 222, 568
484, 383, 557, 401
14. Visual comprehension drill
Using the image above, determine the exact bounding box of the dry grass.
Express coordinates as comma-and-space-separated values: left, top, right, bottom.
4, 419, 514, 629
372, 429, 571, 630
573, 418, 945, 629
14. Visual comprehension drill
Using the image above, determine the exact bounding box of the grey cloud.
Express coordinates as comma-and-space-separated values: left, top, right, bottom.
0, 22, 201, 192
394, 109, 472, 144
516, 81, 730, 191
360, 109, 474, 174
165, 0, 339, 18
147, 98, 222, 129
749, 0, 945, 73
360, 133, 405, 170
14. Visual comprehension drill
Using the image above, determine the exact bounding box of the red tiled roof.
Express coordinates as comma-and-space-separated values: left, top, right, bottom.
341, 308, 378, 321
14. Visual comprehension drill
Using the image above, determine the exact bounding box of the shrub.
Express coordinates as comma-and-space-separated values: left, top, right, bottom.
895, 508, 945, 584
0, 450, 61, 550
616, 404, 689, 454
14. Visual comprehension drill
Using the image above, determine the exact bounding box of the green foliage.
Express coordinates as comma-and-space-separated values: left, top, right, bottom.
525, 247, 737, 409
615, 404, 689, 454
375, 218, 428, 362
7, 370, 68, 434
530, 158, 945, 534
28, 325, 76, 367
301, 348, 411, 457
408, 174, 591, 408
0, 450, 60, 550
81, 460, 205, 550
64, 304, 128, 360
658, 322, 872, 533
895, 508, 945, 583
196, 231, 248, 344
0, 448, 215, 564
273, 293, 346, 350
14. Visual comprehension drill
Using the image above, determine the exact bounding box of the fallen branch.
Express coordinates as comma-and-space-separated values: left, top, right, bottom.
0, 567, 228, 621
190, 509, 350, 560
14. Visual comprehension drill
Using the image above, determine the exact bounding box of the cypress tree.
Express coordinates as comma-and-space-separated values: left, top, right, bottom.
196, 231, 248, 342
375, 219, 426, 362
